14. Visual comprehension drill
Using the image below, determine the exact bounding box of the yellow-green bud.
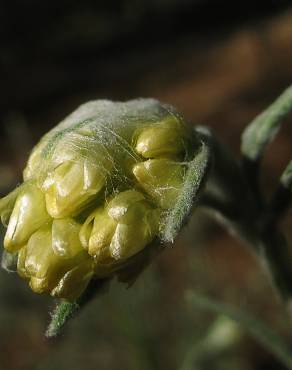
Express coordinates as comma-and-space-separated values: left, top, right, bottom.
0, 186, 21, 227
42, 159, 108, 218
18, 222, 93, 299
80, 190, 160, 264
80, 207, 116, 262
108, 190, 160, 260
133, 159, 186, 209
23, 225, 64, 293
4, 183, 50, 253
52, 218, 84, 258
135, 116, 187, 158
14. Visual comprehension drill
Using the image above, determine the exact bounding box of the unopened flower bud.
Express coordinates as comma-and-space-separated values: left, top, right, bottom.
42, 158, 109, 218
4, 183, 50, 253
18, 222, 93, 299
80, 190, 160, 264
133, 159, 186, 209
23, 225, 64, 293
135, 116, 187, 158
52, 218, 85, 258
0, 186, 21, 227
80, 207, 116, 262
108, 190, 160, 260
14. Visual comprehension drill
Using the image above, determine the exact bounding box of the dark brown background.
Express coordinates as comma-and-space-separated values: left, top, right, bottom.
0, 1, 292, 369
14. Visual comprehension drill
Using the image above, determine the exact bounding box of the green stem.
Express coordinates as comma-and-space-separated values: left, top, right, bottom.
199, 130, 292, 301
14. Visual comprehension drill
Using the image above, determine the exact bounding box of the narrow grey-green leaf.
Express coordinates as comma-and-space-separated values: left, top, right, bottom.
46, 301, 79, 338
241, 85, 292, 161
186, 291, 292, 370
162, 140, 211, 243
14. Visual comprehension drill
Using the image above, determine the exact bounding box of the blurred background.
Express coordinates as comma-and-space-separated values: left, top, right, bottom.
1, 1, 292, 369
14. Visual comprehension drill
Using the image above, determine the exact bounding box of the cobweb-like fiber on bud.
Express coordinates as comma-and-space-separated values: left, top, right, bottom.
25, 99, 191, 219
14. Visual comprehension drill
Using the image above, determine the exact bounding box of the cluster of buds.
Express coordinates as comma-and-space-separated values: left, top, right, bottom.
0, 99, 194, 301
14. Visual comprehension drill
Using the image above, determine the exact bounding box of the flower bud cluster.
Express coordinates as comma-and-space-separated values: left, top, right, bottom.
0, 99, 190, 300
